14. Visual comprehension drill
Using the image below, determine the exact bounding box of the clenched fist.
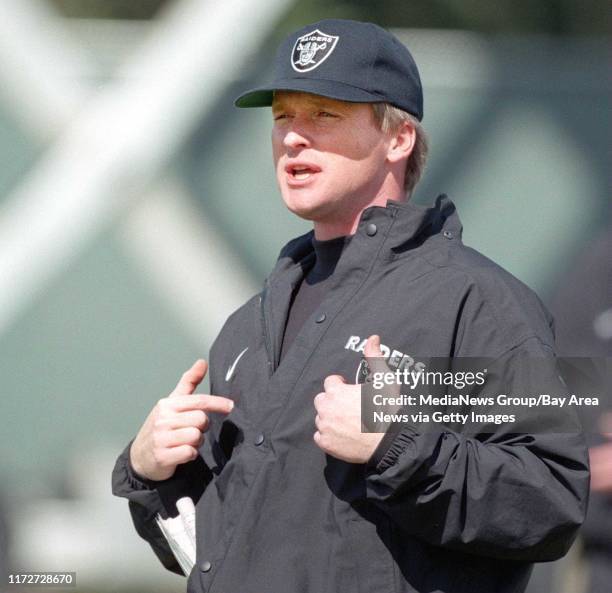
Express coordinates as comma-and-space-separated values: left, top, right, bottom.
129, 359, 234, 481
313, 335, 385, 463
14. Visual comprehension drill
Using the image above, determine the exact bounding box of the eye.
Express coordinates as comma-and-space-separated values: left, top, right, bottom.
317, 111, 337, 118
273, 113, 290, 121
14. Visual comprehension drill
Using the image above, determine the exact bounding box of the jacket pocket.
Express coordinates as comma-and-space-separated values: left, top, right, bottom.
346, 512, 397, 593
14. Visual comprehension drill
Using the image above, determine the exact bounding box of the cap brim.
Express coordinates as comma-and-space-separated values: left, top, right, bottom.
235, 78, 383, 108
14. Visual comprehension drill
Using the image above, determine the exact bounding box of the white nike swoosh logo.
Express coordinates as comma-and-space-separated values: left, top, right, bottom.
225, 347, 249, 382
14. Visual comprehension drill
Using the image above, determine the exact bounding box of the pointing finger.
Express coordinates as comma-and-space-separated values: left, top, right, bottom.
170, 394, 234, 414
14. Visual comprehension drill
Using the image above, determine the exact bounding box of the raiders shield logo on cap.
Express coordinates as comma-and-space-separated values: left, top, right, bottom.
291, 29, 339, 73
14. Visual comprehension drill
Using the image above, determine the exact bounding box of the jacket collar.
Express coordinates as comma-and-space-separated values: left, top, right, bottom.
373, 193, 462, 250
261, 195, 462, 370
274, 194, 462, 271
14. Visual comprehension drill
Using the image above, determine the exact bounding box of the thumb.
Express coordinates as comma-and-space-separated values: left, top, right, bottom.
364, 334, 383, 359
364, 335, 390, 377
171, 359, 208, 396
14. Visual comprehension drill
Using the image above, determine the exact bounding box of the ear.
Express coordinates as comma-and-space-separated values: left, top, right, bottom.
386, 121, 416, 164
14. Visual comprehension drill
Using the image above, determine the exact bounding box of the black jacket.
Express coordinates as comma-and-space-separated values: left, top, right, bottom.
112, 196, 589, 593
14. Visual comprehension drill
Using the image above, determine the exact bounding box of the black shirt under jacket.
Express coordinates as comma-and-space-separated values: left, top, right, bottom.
280, 234, 351, 361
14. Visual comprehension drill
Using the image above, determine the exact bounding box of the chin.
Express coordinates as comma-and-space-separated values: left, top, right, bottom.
280, 189, 329, 221
284, 201, 319, 222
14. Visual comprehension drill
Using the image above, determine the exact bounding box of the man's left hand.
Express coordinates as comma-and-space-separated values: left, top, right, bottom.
313, 335, 385, 463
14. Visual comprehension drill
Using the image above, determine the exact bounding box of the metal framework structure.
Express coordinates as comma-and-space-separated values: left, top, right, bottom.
0, 0, 295, 341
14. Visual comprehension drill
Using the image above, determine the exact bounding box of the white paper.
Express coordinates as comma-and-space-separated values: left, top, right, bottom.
156, 496, 197, 575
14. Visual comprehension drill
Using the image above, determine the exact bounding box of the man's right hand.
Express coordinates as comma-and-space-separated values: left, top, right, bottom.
129, 359, 234, 482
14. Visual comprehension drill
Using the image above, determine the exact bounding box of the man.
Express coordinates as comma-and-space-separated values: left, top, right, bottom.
112, 19, 589, 593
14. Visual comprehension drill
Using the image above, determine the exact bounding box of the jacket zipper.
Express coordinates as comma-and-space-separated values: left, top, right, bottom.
260, 283, 274, 376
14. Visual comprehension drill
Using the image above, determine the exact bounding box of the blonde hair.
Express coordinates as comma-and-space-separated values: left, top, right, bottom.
371, 103, 428, 195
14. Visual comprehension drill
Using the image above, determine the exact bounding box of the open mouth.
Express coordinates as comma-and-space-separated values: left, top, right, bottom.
285, 163, 321, 181
292, 167, 313, 180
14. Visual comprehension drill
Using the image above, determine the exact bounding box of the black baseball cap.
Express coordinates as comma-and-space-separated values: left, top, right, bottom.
235, 19, 423, 121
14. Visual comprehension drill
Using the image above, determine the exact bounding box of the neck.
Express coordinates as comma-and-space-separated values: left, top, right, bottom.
313, 175, 408, 240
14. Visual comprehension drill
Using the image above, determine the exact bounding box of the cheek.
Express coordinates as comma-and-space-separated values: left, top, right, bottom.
271, 132, 283, 167
332, 151, 380, 181
352, 137, 389, 180
346, 128, 386, 160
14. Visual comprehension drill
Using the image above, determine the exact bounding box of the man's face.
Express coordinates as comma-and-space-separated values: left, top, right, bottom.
271, 91, 391, 225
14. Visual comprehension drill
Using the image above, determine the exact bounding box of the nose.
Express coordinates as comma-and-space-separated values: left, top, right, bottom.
282, 124, 311, 150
